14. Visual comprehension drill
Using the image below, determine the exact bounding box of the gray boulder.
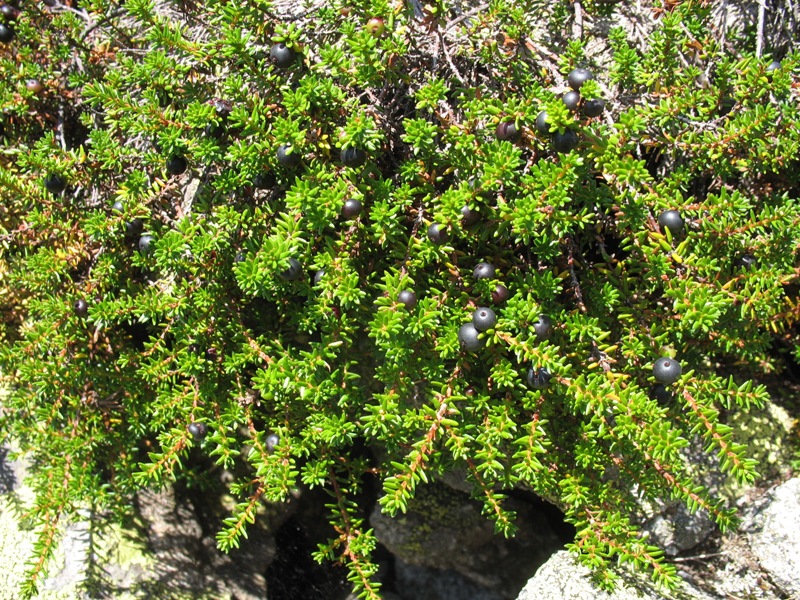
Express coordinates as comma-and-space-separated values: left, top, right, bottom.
517, 550, 717, 600
745, 477, 800, 598
371, 481, 565, 599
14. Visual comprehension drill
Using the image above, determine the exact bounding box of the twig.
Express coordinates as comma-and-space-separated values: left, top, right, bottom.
572, 1, 583, 40
756, 0, 766, 57
436, 30, 466, 86
672, 551, 729, 563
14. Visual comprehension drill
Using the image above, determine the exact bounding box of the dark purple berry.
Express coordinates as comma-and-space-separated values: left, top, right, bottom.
1, 4, 20, 20
495, 121, 520, 142
472, 307, 497, 332
653, 357, 682, 385
650, 384, 674, 404
266, 433, 280, 451
398, 289, 417, 310
314, 269, 325, 285
562, 91, 581, 112
111, 200, 124, 213
125, 218, 143, 238
210, 98, 232, 119
204, 121, 225, 138
277, 144, 300, 168
279, 257, 302, 281
427, 223, 449, 246
461, 205, 480, 226
458, 323, 485, 352
491, 284, 509, 305
73, 299, 88, 318
342, 198, 363, 218
583, 98, 605, 117
473, 262, 495, 281
340, 147, 366, 167
526, 367, 551, 390
736, 254, 758, 270
0, 23, 14, 43
534, 111, 549, 135
138, 234, 155, 255
270, 42, 296, 69
552, 130, 579, 153
766, 60, 781, 73
253, 171, 276, 189
188, 422, 207, 441
567, 68, 594, 91
44, 173, 66, 194
166, 155, 187, 175
533, 315, 553, 340
657, 210, 684, 236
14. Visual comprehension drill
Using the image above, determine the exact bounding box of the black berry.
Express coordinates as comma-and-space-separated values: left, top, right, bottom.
649, 384, 674, 404
138, 234, 155, 255
533, 315, 553, 340
472, 307, 497, 332
458, 323, 485, 352
188, 422, 208, 441
562, 91, 581, 112
125, 218, 143, 238
657, 210, 684, 236
473, 262, 495, 280
461, 205, 480, 226
0, 4, 20, 20
277, 144, 301, 168
0, 23, 14, 43
279, 257, 302, 281
491, 284, 509, 305
111, 200, 124, 213
253, 171, 276, 189
583, 98, 605, 117
653, 357, 682, 385
719, 97, 736, 117
427, 223, 449, 246
495, 121, 520, 142
269, 42, 296, 69
534, 111, 549, 135
44, 173, 66, 194
204, 121, 225, 138
567, 68, 594, 91
736, 253, 758, 270
313, 269, 325, 285
342, 198, 363, 219
398, 289, 417, 310
766, 60, 781, 73
266, 433, 280, 451
526, 367, 551, 390
73, 299, 88, 318
340, 147, 366, 167
166, 155, 187, 175
210, 98, 232, 119
552, 130, 579, 153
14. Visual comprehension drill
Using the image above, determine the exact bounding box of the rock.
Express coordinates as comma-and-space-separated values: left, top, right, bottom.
516, 550, 715, 600
636, 402, 793, 556
746, 478, 800, 598
371, 482, 566, 599
0, 442, 274, 599
394, 560, 504, 600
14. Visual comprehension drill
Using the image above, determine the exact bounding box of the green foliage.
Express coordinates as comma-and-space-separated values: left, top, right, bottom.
1, 0, 798, 597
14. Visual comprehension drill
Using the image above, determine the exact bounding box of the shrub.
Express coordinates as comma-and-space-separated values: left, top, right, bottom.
1, 0, 799, 597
